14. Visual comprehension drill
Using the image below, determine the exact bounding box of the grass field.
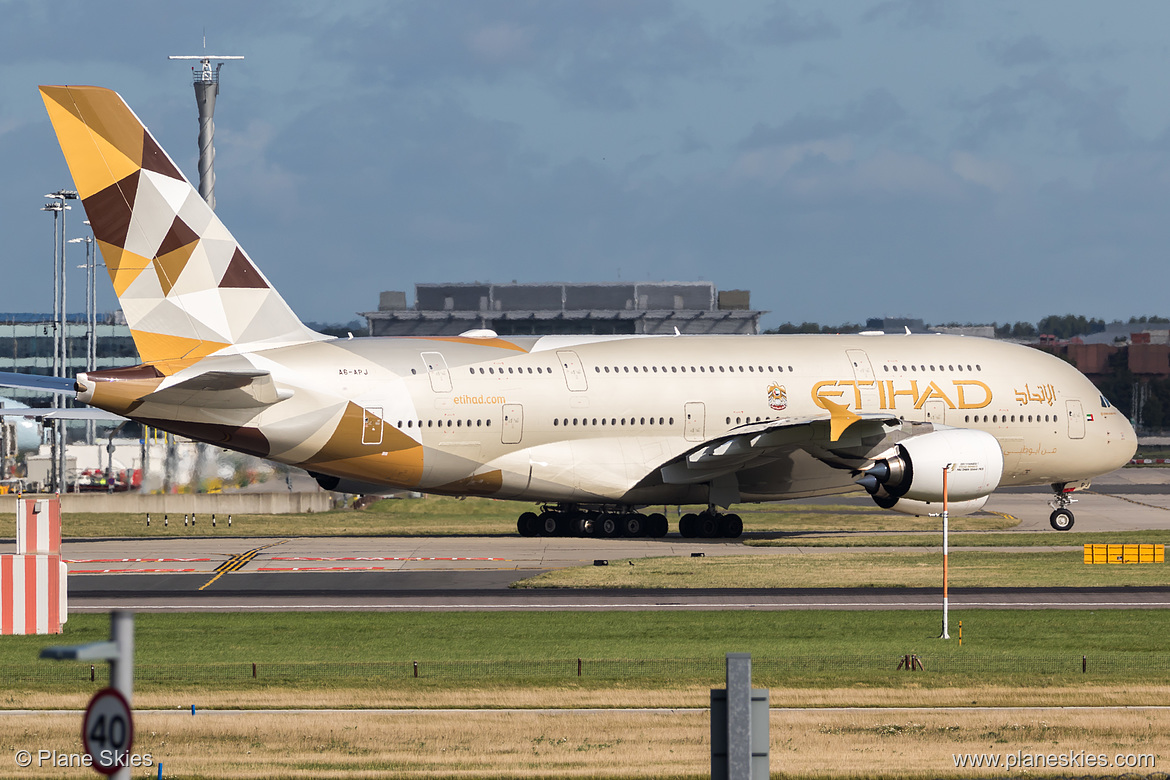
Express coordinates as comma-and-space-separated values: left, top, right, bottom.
0, 497, 1018, 539
515, 549, 1170, 589
5, 611, 1170, 777
746, 529, 1170, 547
3, 707, 1166, 780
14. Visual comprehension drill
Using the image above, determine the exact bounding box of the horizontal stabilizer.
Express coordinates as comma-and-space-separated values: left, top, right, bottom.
142, 370, 291, 409
0, 371, 76, 396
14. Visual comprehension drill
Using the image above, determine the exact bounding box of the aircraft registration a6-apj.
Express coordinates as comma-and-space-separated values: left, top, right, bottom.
4, 86, 1137, 539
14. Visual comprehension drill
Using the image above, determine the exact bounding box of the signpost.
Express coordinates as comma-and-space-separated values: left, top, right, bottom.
82, 688, 134, 775
41, 610, 134, 778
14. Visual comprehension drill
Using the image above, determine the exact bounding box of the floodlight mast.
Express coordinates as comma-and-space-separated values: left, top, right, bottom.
168, 49, 244, 210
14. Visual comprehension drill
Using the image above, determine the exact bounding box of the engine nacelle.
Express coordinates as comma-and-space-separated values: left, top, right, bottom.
310, 471, 400, 496
881, 494, 989, 517
858, 428, 1004, 505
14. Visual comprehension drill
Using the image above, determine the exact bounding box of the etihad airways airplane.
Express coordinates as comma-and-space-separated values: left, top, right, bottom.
5, 86, 1136, 539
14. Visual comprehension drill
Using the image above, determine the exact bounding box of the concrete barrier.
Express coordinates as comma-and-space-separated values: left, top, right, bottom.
0, 491, 334, 516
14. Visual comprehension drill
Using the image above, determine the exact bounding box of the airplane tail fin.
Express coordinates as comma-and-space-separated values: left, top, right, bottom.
39, 85, 325, 373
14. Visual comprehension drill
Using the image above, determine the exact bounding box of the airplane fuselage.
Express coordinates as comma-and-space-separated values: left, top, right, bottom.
80, 332, 1135, 508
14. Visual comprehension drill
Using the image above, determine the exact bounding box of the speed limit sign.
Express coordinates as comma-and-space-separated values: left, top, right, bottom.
82, 688, 134, 775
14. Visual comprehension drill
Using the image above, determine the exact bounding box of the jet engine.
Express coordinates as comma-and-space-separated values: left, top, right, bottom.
877, 494, 989, 517
855, 428, 1004, 511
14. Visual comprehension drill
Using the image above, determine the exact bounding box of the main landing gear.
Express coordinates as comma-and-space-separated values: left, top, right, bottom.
515, 505, 744, 539
1049, 484, 1077, 531
678, 508, 743, 539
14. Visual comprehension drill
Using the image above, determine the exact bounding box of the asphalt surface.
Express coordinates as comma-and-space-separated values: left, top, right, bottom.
11, 466, 1170, 612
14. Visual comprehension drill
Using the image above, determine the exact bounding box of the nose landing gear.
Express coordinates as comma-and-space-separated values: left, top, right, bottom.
1048, 484, 1078, 531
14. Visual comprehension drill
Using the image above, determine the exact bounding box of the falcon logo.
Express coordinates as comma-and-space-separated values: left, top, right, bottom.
767, 383, 787, 411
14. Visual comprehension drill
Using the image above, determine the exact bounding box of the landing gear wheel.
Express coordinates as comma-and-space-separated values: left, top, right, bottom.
679, 513, 698, 538
576, 512, 598, 537
646, 513, 669, 538
621, 513, 645, 537
517, 512, 539, 537
1049, 509, 1075, 531
537, 512, 559, 536
600, 514, 622, 538
697, 512, 720, 539
719, 513, 743, 539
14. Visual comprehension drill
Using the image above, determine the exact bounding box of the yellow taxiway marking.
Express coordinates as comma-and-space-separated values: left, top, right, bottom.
198, 540, 288, 591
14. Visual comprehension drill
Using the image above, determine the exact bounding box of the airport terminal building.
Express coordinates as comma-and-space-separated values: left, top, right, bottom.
362, 282, 764, 337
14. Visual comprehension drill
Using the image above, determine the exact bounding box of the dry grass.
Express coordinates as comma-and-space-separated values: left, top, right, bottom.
3, 705, 1166, 778
516, 550, 1170, 589
9, 683, 1170, 713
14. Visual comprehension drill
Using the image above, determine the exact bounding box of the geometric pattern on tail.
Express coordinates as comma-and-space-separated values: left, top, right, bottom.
40, 85, 323, 371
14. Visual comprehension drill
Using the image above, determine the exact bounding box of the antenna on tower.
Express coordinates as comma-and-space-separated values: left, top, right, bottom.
168, 43, 244, 211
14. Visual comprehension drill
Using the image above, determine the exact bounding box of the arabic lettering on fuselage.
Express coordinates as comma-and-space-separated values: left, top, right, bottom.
811, 379, 992, 411
1013, 383, 1057, 407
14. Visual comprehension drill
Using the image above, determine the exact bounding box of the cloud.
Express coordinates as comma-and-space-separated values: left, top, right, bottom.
747, 1, 840, 46
862, 0, 953, 29
738, 89, 907, 149
957, 70, 1136, 155
983, 34, 1054, 68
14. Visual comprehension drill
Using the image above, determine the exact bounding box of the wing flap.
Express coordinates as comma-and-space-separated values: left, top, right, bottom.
659, 411, 900, 486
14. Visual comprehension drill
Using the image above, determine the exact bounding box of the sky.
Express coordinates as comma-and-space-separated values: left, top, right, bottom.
2, 0, 1169, 330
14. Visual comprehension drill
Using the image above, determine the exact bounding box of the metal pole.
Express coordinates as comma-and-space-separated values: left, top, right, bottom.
941, 464, 951, 639
109, 610, 134, 780
58, 207, 67, 493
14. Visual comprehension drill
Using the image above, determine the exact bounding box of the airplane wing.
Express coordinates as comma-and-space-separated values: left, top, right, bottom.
140, 370, 291, 410
0, 371, 76, 396
653, 401, 906, 505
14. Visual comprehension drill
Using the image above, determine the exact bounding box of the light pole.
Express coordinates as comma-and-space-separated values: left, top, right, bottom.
69, 232, 97, 445
42, 192, 76, 493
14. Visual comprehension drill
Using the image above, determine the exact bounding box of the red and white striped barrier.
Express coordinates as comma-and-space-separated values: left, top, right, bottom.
2, 495, 67, 634
1131, 458, 1170, 465
0, 553, 67, 635
16, 495, 62, 555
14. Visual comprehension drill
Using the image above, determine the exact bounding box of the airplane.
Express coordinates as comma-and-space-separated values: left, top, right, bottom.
2, 85, 1136, 539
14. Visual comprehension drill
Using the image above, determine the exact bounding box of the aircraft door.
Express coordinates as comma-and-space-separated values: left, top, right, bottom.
923, 399, 946, 425
845, 349, 880, 412
557, 351, 588, 391
684, 402, 705, 442
420, 352, 452, 393
1066, 399, 1085, 439
502, 403, 523, 445
361, 407, 384, 445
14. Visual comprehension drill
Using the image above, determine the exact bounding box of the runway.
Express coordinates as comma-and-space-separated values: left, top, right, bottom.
17, 471, 1170, 612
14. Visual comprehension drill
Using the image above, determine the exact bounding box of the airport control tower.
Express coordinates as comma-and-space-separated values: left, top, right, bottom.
168, 47, 244, 210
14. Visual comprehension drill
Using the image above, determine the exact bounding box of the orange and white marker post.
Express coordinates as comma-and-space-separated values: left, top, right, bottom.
940, 464, 952, 640
1, 494, 67, 635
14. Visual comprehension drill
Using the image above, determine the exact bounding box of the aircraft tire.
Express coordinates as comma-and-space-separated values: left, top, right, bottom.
622, 513, 645, 537
577, 512, 598, 537
518, 512, 540, 537
697, 513, 720, 539
647, 513, 669, 538
1049, 509, 1075, 531
679, 513, 698, 538
600, 514, 622, 538
537, 512, 559, 536
720, 513, 743, 539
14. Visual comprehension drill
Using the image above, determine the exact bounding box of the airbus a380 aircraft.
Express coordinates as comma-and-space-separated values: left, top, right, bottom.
9, 85, 1135, 539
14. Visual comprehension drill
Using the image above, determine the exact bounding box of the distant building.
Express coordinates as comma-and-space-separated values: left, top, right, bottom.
865, 317, 926, 333
0, 314, 137, 405
363, 282, 764, 337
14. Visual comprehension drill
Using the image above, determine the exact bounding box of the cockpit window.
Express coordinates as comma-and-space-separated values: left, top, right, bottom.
1100, 394, 1113, 409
